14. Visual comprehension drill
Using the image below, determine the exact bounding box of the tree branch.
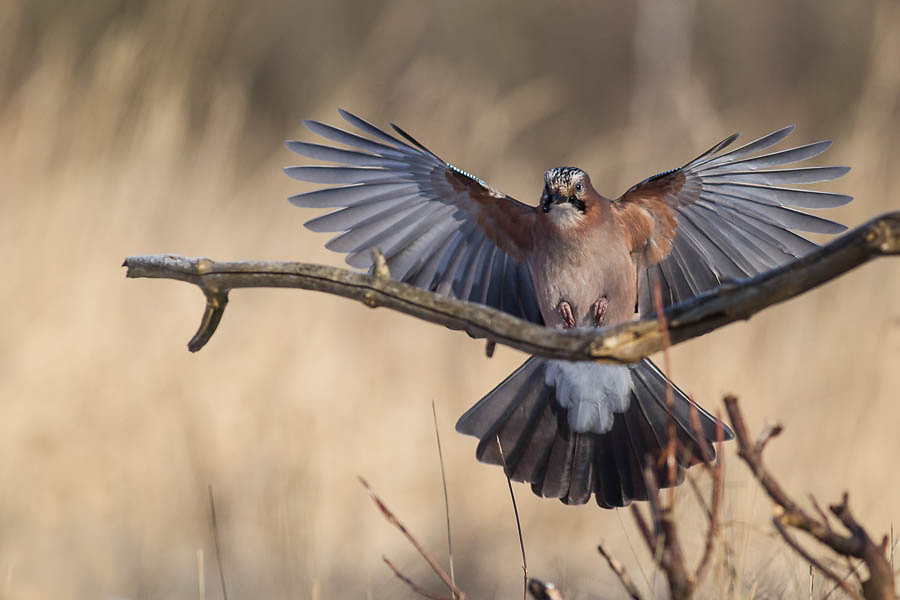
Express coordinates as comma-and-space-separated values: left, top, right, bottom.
123, 212, 900, 358
724, 396, 896, 600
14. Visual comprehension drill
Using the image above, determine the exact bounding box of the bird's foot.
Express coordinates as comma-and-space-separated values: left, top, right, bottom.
557, 300, 577, 329
592, 296, 609, 327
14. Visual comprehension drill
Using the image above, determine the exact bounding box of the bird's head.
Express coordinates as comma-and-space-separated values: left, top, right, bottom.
540, 167, 593, 226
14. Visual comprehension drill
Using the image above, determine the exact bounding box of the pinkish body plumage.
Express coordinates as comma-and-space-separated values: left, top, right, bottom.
531, 168, 637, 329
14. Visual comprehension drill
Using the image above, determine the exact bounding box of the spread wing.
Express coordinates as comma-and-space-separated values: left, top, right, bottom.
285, 110, 543, 323
613, 126, 851, 315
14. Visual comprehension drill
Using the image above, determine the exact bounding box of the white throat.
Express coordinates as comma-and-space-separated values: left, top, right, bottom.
546, 202, 584, 228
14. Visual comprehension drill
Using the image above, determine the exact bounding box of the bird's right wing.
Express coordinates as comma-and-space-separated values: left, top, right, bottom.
286, 110, 543, 324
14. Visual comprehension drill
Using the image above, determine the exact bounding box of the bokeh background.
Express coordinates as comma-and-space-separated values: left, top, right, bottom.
2, 1, 899, 598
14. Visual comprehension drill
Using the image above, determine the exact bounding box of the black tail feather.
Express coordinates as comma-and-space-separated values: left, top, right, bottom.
535, 426, 576, 499
455, 357, 732, 508
594, 429, 624, 508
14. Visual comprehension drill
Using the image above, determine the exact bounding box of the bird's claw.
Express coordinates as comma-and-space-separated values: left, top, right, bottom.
557, 300, 577, 329
592, 296, 609, 327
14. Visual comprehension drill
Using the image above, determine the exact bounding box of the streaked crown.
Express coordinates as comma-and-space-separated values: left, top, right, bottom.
544, 167, 585, 189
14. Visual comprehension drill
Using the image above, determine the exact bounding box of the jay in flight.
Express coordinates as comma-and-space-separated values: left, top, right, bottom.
285, 111, 850, 508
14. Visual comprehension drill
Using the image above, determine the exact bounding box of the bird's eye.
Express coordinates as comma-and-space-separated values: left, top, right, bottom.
575, 182, 583, 193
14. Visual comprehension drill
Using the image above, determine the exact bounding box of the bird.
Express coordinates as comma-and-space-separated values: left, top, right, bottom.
284, 110, 851, 508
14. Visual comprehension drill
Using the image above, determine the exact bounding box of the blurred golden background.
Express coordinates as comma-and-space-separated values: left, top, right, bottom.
1, 1, 899, 598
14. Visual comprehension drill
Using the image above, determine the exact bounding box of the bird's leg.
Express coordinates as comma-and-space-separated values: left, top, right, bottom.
557, 300, 577, 329
592, 296, 609, 327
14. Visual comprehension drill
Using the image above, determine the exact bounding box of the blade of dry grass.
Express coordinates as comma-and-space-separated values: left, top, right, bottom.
207, 485, 228, 600
496, 435, 528, 600
431, 400, 457, 598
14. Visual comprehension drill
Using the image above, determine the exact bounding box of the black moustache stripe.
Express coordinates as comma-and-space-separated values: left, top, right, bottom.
542, 195, 586, 214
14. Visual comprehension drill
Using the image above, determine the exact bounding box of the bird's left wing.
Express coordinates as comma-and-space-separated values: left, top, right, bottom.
285, 110, 543, 323
612, 126, 851, 315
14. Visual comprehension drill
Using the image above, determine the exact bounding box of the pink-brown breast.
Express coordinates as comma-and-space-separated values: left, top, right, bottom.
530, 202, 638, 329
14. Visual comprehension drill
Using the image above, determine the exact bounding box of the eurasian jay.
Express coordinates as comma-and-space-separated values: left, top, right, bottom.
285, 110, 850, 507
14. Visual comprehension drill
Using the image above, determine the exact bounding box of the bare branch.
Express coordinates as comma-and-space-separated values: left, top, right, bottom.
359, 477, 467, 600
724, 396, 896, 600
123, 212, 900, 357
630, 503, 655, 555
598, 544, 646, 600
771, 514, 863, 600
693, 414, 726, 586
812, 493, 865, 589
755, 423, 784, 454
686, 472, 711, 519
651, 278, 678, 501
382, 557, 452, 600
632, 458, 692, 600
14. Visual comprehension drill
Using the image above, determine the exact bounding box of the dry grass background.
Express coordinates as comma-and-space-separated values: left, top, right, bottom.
1, 1, 899, 598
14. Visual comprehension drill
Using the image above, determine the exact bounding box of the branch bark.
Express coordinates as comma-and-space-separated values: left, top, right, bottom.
123, 211, 900, 359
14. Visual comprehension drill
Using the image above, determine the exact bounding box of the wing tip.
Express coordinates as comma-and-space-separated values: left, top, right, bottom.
454, 415, 473, 435
831, 193, 854, 208
288, 192, 309, 207
833, 165, 852, 179
283, 165, 302, 181
285, 140, 312, 156
303, 215, 338, 233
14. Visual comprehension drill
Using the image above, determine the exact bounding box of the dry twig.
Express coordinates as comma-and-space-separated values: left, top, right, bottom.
359, 477, 467, 600
603, 284, 727, 600
598, 543, 646, 600
692, 414, 726, 587
123, 212, 900, 357
651, 278, 678, 499
724, 396, 896, 600
382, 557, 452, 600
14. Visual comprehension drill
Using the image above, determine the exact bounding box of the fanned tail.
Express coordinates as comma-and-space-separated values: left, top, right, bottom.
455, 357, 732, 508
